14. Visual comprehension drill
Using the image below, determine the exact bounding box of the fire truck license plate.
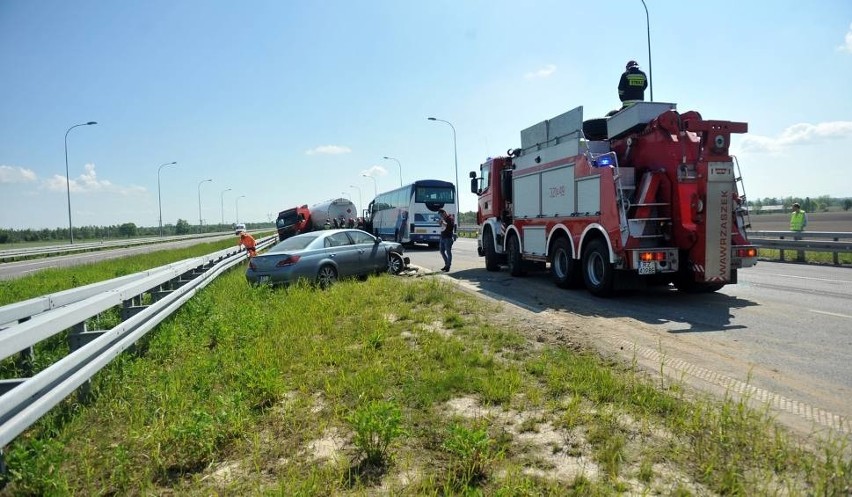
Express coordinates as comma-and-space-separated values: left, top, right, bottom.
638, 262, 656, 275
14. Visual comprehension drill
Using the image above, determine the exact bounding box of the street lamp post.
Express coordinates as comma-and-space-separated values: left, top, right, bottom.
157, 161, 177, 237
197, 179, 212, 230
640, 0, 653, 101
236, 195, 246, 223
362, 173, 377, 198
64, 121, 97, 244
427, 117, 459, 211
382, 156, 403, 187
349, 184, 362, 214
220, 188, 232, 225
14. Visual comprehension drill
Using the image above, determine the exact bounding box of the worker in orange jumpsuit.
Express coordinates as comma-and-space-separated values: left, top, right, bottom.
238, 232, 257, 257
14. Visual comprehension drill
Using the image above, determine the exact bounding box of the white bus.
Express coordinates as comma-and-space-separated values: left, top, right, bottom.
365, 179, 456, 247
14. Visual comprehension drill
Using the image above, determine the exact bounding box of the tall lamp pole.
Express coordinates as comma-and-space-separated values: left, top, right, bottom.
157, 161, 177, 237
382, 156, 403, 186
361, 173, 377, 198
236, 195, 246, 223
197, 178, 212, 229
220, 188, 232, 225
64, 121, 98, 244
640, 0, 653, 101
427, 117, 459, 211
349, 184, 362, 214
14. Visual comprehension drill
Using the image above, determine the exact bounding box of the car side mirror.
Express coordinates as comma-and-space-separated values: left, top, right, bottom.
374, 237, 381, 244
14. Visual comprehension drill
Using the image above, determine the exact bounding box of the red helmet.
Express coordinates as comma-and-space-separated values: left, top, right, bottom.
626, 60, 639, 69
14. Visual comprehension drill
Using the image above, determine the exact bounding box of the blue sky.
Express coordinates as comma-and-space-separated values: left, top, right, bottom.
1, 0, 851, 230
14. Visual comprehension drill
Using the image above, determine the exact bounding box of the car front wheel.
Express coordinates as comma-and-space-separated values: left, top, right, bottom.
387, 252, 405, 275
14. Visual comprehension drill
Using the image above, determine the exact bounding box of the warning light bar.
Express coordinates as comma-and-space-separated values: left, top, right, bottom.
639, 251, 667, 262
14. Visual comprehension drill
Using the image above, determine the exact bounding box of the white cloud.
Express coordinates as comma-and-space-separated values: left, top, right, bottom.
42, 163, 146, 195
305, 145, 352, 155
0, 165, 37, 183
524, 64, 557, 80
360, 165, 388, 178
837, 23, 852, 53
736, 121, 852, 153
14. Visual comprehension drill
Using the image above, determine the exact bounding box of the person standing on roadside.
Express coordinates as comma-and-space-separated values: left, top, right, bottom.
238, 231, 257, 258
438, 208, 455, 272
789, 202, 808, 237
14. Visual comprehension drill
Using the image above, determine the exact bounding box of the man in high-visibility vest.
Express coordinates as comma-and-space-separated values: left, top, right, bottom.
789, 203, 808, 234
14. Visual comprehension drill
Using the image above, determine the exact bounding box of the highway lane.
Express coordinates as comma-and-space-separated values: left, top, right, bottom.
404, 238, 851, 435
0, 235, 238, 281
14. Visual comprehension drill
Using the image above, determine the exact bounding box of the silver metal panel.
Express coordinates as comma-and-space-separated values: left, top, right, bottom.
523, 227, 547, 256
520, 106, 584, 149
547, 106, 584, 141
520, 121, 548, 149
514, 174, 540, 218
704, 162, 735, 282
515, 140, 580, 174
607, 102, 677, 139
576, 176, 601, 214
541, 166, 575, 217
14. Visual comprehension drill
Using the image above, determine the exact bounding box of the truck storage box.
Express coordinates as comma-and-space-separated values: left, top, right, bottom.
607, 102, 676, 139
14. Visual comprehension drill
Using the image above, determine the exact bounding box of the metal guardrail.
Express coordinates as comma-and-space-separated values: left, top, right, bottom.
0, 232, 241, 263
0, 236, 276, 452
748, 231, 852, 265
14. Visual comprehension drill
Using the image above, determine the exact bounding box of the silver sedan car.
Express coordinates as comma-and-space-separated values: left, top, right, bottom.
245, 229, 409, 288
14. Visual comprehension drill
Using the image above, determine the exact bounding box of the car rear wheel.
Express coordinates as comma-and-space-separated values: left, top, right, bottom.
316, 265, 338, 289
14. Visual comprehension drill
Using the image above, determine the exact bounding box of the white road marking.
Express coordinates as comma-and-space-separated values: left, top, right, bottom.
809, 309, 852, 319
775, 273, 848, 283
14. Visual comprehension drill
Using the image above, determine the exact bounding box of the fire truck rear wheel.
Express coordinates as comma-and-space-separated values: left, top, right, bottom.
551, 237, 580, 288
507, 235, 526, 276
483, 230, 500, 272
582, 239, 615, 297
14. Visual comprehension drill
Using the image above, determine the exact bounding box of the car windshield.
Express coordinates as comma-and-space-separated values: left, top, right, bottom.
269, 234, 320, 252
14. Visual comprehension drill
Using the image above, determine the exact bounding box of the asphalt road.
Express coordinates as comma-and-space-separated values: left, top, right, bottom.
405, 238, 852, 435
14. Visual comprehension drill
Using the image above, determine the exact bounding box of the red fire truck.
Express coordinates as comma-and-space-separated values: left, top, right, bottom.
469, 102, 757, 296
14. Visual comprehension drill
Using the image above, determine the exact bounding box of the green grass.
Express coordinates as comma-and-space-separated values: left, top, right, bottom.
0, 238, 240, 306
758, 248, 852, 265
1, 251, 850, 495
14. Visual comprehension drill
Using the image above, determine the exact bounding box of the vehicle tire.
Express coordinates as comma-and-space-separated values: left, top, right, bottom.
582, 239, 615, 297
583, 118, 609, 141
316, 265, 338, 289
483, 230, 500, 272
428, 242, 439, 249
507, 234, 526, 276
387, 252, 405, 275
551, 237, 580, 289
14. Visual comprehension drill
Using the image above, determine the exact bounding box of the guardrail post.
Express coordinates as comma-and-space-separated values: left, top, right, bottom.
14, 317, 35, 377
68, 322, 94, 403
833, 237, 839, 265
793, 234, 805, 262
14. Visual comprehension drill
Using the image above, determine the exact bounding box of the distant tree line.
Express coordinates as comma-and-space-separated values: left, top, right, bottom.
746, 195, 851, 213
0, 220, 269, 245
